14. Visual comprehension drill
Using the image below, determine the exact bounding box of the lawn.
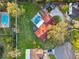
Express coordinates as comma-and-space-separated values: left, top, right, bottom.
17, 2, 43, 59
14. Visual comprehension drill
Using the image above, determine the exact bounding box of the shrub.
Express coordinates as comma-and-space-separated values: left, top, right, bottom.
0, 44, 4, 58
47, 21, 69, 45
53, 16, 61, 24
59, 4, 69, 13
70, 30, 79, 50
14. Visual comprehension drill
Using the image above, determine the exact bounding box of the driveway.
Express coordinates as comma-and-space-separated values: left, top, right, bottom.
49, 7, 65, 21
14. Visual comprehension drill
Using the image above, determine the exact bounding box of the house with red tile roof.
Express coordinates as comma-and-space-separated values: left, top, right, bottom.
31, 8, 54, 41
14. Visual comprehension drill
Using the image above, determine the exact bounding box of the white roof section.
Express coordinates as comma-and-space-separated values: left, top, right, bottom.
69, 3, 73, 15
50, 7, 65, 21
36, 19, 44, 28
26, 49, 30, 59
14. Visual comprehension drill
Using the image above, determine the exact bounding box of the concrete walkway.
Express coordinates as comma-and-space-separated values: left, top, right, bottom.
49, 7, 65, 21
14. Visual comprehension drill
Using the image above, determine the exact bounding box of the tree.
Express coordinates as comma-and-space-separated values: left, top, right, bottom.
59, 4, 69, 13
74, 18, 79, 21
71, 30, 79, 50
47, 21, 69, 45
53, 16, 61, 24
49, 55, 56, 59
64, 0, 75, 3
7, 49, 21, 58
0, 44, 4, 58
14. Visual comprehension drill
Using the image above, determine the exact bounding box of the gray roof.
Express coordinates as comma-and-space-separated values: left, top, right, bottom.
54, 42, 75, 59
70, 7, 79, 19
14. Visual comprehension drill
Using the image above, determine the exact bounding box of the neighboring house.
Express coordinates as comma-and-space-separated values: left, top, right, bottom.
26, 49, 45, 59
69, 3, 73, 15
69, 3, 79, 19
45, 42, 75, 59
72, 2, 79, 9
26, 49, 30, 59
26, 49, 51, 59
69, 7, 79, 19
55, 42, 75, 59
31, 49, 44, 59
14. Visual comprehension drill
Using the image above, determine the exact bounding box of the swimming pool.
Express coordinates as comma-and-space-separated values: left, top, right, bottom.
32, 13, 41, 25
0, 12, 9, 28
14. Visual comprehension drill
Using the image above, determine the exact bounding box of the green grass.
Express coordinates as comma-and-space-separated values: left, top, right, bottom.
49, 55, 56, 59
17, 3, 43, 59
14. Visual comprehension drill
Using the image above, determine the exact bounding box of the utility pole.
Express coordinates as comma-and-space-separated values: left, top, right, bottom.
15, 0, 18, 59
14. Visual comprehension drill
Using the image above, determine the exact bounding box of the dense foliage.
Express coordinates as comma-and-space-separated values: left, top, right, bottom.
53, 16, 61, 24
0, 1, 18, 59
49, 55, 56, 59
71, 30, 79, 50
59, 4, 69, 13
47, 21, 69, 45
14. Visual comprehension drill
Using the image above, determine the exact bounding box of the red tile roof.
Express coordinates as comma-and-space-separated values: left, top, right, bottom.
34, 24, 47, 38
41, 11, 51, 23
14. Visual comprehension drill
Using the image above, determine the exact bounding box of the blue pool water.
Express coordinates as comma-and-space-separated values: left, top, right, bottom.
1, 13, 9, 25
32, 15, 41, 24
35, 16, 41, 24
